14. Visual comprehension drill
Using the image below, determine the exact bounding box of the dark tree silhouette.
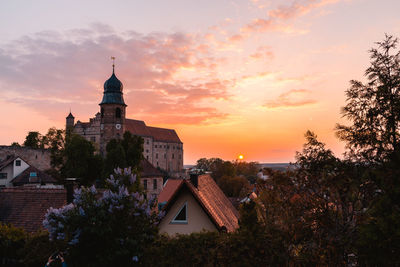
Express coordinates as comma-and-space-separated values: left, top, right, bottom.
336, 35, 400, 163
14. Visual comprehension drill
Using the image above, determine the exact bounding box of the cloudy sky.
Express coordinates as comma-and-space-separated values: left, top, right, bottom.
0, 0, 399, 164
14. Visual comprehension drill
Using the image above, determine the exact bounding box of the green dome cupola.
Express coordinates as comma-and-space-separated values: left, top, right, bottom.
100, 64, 126, 106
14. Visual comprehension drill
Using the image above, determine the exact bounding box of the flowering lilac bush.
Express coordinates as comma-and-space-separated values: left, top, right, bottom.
44, 168, 162, 266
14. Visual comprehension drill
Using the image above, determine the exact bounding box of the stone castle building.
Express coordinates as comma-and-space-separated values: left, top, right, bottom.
66, 66, 184, 175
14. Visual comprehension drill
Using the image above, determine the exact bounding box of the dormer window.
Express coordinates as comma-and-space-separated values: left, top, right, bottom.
15, 160, 21, 166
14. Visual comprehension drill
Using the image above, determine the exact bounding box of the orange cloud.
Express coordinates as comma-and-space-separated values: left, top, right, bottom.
0, 25, 231, 125
264, 89, 317, 108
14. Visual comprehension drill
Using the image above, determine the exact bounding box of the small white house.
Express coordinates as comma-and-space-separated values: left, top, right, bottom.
0, 156, 58, 188
0, 156, 29, 187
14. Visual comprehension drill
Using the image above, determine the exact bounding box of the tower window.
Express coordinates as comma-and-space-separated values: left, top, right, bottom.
115, 108, 121, 118
101, 108, 104, 118
153, 179, 157, 190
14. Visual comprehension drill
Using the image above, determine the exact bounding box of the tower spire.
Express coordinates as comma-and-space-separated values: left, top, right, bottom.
111, 56, 115, 74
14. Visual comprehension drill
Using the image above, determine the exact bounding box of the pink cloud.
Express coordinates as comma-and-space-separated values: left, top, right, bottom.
264, 89, 317, 108
0, 25, 231, 125
241, 0, 342, 34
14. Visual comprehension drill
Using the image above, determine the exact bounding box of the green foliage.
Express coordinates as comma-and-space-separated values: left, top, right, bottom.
336, 35, 400, 163
10, 142, 20, 147
104, 132, 143, 176
23, 131, 43, 149
22, 231, 65, 267
142, 230, 287, 267
0, 223, 26, 265
44, 168, 159, 267
218, 175, 249, 197
61, 134, 102, 186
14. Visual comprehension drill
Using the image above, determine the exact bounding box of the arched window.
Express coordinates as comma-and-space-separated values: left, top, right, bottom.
116, 108, 121, 118
101, 108, 104, 118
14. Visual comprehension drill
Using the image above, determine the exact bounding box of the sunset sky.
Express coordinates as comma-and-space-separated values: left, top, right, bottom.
1, 0, 399, 164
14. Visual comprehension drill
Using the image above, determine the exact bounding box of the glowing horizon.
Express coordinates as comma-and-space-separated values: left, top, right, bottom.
1, 0, 399, 164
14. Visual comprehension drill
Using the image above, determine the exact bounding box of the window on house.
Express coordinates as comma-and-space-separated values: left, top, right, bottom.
90, 136, 96, 142
172, 154, 174, 159
146, 140, 149, 145
157, 161, 159, 166
164, 154, 166, 159
30, 172, 37, 177
167, 145, 169, 149
15, 160, 21, 166
153, 179, 157, 190
146, 155, 149, 160
155, 145, 157, 148
115, 108, 121, 118
146, 149, 149, 153
143, 179, 147, 190
0, 173, 7, 179
171, 202, 187, 224
156, 153, 158, 159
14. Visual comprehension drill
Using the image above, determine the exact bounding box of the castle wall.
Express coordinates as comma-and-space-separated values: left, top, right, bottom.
0, 146, 52, 171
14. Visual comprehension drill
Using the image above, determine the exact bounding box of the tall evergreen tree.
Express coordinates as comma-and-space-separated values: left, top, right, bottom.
336, 35, 400, 163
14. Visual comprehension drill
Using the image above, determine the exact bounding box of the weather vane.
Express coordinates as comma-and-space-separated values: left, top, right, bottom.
111, 56, 116, 73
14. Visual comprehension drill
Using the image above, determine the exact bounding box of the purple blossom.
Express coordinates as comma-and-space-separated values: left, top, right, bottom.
79, 206, 86, 216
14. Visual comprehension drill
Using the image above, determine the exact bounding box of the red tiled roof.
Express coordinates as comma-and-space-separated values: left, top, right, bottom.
159, 175, 239, 232
157, 179, 183, 203
0, 188, 66, 232
140, 159, 163, 177
125, 119, 182, 143
11, 166, 57, 186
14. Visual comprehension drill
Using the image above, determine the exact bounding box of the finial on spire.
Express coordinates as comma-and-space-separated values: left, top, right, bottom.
111, 56, 116, 73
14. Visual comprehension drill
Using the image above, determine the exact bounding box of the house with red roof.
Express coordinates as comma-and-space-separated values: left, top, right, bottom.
0, 187, 67, 232
157, 174, 239, 235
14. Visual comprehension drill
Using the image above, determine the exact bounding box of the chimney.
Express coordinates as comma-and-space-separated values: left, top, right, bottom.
190, 173, 199, 188
65, 178, 78, 204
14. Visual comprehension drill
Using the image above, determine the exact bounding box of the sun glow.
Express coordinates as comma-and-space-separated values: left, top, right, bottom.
238, 154, 244, 160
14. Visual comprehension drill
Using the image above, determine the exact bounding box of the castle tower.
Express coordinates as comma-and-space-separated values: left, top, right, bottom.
99, 60, 127, 155
66, 111, 75, 130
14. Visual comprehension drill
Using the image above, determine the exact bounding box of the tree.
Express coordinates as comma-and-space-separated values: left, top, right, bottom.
44, 127, 66, 169
104, 132, 143, 176
61, 134, 103, 186
10, 142, 20, 147
43, 168, 161, 266
336, 35, 400, 163
335, 35, 400, 265
23, 131, 43, 149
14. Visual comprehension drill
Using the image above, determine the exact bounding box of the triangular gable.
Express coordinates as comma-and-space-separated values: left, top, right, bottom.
159, 175, 239, 232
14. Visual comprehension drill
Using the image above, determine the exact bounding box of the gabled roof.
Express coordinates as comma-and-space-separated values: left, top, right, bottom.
125, 119, 182, 143
140, 159, 163, 177
0, 188, 66, 232
10, 166, 57, 186
159, 175, 239, 232
0, 155, 19, 171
